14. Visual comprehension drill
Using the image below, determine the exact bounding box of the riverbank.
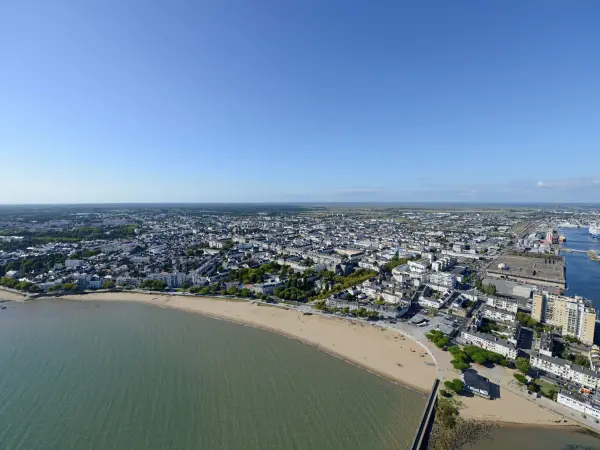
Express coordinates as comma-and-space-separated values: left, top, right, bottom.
53, 291, 437, 393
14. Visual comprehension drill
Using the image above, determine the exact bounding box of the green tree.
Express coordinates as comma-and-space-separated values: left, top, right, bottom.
140, 280, 167, 290
102, 280, 116, 289
444, 379, 465, 394
227, 286, 239, 296
515, 357, 530, 374
573, 354, 590, 368
452, 360, 469, 371
472, 353, 488, 365
513, 373, 527, 384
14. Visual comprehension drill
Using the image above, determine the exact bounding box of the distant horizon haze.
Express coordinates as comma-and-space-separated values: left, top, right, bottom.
2, 1, 600, 203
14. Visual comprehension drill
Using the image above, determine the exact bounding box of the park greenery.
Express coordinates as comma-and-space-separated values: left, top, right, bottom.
448, 345, 509, 371
46, 282, 78, 292
225, 286, 253, 298
0, 254, 67, 277
0, 225, 137, 245
0, 277, 40, 292
139, 279, 167, 290
426, 330, 449, 349
228, 262, 282, 284
379, 254, 411, 273
311, 268, 377, 300
189, 283, 222, 295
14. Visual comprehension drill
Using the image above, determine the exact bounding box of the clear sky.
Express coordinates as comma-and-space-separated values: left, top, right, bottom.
2, 1, 600, 204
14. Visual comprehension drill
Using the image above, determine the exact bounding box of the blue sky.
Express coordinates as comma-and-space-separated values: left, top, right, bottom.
2, 1, 600, 203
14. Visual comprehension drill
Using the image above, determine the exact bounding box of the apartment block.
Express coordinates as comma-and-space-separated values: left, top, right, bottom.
530, 352, 600, 389
458, 330, 518, 359
531, 293, 596, 345
557, 392, 600, 420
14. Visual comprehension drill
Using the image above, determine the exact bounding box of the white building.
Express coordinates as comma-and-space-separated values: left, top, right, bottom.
432, 257, 455, 272
485, 296, 519, 313
251, 281, 284, 295
530, 352, 600, 389
408, 259, 430, 274
418, 296, 444, 309
459, 329, 518, 359
429, 271, 456, 289
380, 291, 405, 305
482, 305, 516, 323
391, 265, 410, 283
116, 276, 140, 287
148, 272, 187, 288
557, 392, 600, 420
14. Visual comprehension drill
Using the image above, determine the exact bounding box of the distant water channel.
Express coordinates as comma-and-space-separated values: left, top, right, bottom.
560, 227, 600, 308
0, 299, 425, 450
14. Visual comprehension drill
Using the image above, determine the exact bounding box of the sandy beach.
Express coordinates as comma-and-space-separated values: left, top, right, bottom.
0, 286, 28, 302
459, 388, 566, 425
56, 292, 437, 393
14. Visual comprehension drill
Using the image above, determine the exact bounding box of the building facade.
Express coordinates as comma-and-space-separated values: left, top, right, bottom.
485, 296, 519, 313
530, 352, 600, 389
531, 293, 596, 345
459, 330, 518, 359
429, 271, 456, 289
557, 392, 600, 420
482, 305, 516, 323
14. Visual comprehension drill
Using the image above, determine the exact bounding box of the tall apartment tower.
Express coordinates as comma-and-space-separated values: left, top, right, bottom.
532, 293, 596, 345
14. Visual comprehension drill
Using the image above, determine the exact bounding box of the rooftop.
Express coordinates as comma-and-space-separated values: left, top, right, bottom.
533, 352, 600, 378
486, 254, 565, 287
463, 369, 491, 393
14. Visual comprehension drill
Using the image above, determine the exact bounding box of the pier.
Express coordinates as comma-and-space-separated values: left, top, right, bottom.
561, 248, 600, 261
411, 378, 439, 450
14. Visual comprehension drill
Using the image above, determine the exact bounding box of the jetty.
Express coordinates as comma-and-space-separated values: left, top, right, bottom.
411, 378, 439, 450
561, 248, 600, 261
